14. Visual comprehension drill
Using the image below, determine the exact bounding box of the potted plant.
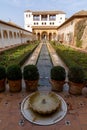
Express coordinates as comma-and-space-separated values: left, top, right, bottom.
23, 64, 39, 91
0, 66, 6, 92
7, 64, 22, 92
68, 66, 85, 95
50, 66, 66, 91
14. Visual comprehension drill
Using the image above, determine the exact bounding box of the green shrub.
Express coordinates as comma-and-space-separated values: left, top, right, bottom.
51, 43, 87, 79
23, 65, 39, 80
68, 66, 85, 83
7, 64, 22, 80
0, 43, 38, 67
34, 40, 40, 44
50, 40, 57, 45
0, 66, 6, 80
51, 66, 66, 81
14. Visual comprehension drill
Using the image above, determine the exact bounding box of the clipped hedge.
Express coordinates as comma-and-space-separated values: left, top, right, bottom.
7, 64, 22, 80
51, 43, 87, 78
0, 66, 6, 80
23, 64, 39, 80
51, 66, 66, 81
0, 42, 38, 67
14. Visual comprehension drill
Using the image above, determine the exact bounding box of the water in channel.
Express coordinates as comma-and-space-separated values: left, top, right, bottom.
36, 43, 53, 88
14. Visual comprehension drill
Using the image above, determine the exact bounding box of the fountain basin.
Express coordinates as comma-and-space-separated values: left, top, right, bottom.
29, 92, 61, 115
21, 92, 67, 125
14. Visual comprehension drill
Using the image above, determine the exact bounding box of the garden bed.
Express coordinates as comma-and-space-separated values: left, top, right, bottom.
51, 42, 87, 79
0, 42, 39, 67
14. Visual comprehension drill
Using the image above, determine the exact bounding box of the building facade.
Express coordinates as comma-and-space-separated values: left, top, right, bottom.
57, 10, 87, 49
24, 10, 66, 41
0, 20, 33, 48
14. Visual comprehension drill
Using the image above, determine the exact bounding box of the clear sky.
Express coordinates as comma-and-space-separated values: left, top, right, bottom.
0, 0, 87, 28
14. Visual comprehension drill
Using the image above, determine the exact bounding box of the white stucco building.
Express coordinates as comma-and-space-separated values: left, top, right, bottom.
0, 20, 33, 48
24, 10, 66, 41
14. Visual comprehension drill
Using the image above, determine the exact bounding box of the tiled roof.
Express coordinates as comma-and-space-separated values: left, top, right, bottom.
0, 20, 31, 33
25, 10, 65, 15
24, 10, 31, 12
7, 21, 21, 28
73, 10, 87, 16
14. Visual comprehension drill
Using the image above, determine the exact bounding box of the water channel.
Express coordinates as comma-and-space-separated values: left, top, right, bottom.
36, 43, 53, 88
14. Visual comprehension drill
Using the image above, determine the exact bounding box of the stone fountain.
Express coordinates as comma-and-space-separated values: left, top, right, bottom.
21, 91, 67, 125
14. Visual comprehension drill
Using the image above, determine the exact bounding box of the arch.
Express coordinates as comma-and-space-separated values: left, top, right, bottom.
9, 31, 13, 38
14, 32, 16, 38
41, 31, 48, 40
17, 32, 19, 37
3, 30, 8, 39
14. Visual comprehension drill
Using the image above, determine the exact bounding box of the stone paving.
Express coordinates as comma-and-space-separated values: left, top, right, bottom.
22, 43, 42, 67
0, 42, 87, 130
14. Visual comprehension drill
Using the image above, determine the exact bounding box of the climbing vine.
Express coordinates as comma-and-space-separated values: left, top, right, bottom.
75, 19, 86, 47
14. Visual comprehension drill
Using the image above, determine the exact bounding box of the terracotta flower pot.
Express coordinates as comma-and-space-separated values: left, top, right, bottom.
8, 80, 22, 92
50, 79, 65, 92
69, 82, 84, 95
25, 80, 38, 91
0, 79, 6, 92
82, 87, 87, 97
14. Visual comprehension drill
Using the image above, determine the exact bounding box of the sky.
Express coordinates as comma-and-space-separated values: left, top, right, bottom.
0, 0, 87, 28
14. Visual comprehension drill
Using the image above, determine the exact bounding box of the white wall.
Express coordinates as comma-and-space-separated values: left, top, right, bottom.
0, 22, 33, 48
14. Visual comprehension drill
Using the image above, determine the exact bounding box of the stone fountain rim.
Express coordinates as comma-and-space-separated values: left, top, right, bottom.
21, 91, 67, 125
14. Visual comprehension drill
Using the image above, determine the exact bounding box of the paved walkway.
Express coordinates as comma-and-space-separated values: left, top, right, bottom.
22, 43, 42, 68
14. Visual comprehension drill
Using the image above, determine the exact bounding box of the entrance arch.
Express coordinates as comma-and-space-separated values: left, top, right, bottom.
41, 31, 48, 41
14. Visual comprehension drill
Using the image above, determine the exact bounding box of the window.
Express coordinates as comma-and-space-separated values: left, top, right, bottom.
42, 22, 46, 25
26, 14, 31, 18
41, 15, 47, 21
26, 14, 28, 17
34, 22, 38, 25
33, 15, 40, 21
50, 22, 54, 25
49, 15, 56, 21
